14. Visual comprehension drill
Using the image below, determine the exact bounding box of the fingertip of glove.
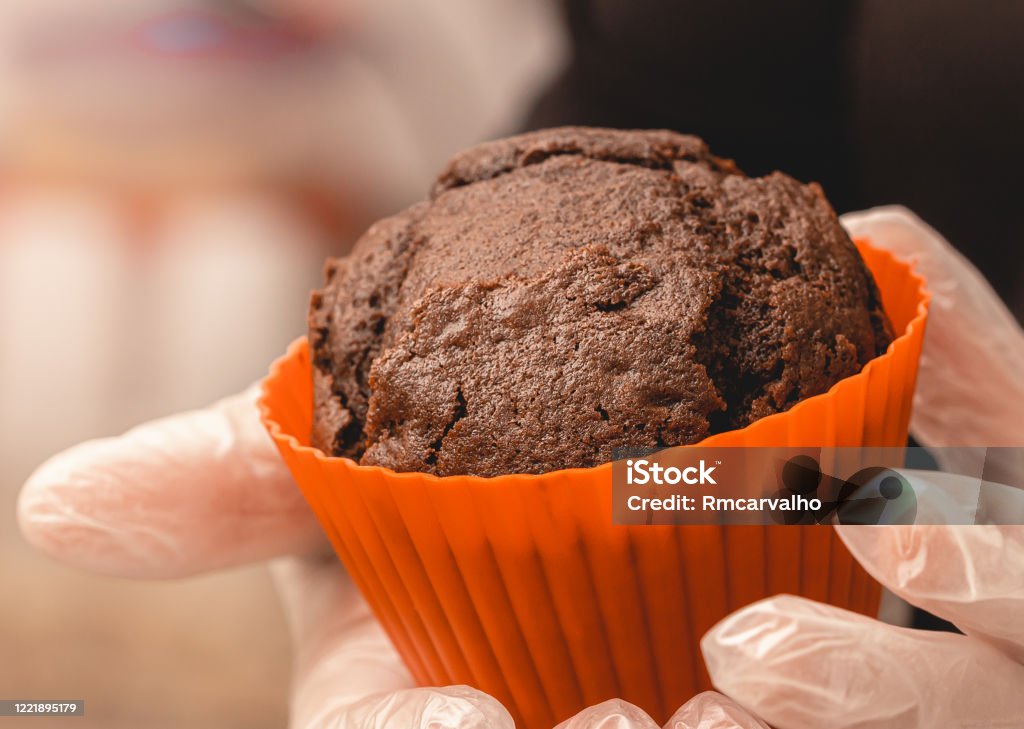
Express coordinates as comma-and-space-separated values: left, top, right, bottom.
315, 686, 515, 729
664, 692, 770, 729
554, 698, 658, 729
17, 442, 98, 563
15, 436, 202, 579
701, 594, 868, 671
423, 684, 515, 728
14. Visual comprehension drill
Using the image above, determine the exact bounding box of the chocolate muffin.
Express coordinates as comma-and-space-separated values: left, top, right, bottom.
309, 127, 892, 477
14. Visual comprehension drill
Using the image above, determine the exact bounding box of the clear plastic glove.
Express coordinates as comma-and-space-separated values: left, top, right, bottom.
18, 206, 1023, 728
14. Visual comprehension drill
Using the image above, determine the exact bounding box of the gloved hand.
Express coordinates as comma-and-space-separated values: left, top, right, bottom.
18, 206, 1023, 728
697, 206, 1024, 728
17, 386, 511, 728
16, 387, 762, 728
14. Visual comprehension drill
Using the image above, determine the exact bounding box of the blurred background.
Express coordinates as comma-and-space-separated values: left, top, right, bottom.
0, 1, 1020, 727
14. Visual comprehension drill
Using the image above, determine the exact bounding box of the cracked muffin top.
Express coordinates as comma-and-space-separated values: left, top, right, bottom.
309, 127, 892, 477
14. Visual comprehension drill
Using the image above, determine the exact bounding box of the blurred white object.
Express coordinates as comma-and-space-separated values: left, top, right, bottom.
0, 0, 566, 209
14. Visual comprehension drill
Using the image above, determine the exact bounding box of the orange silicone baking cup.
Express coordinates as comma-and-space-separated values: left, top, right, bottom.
259, 240, 930, 729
